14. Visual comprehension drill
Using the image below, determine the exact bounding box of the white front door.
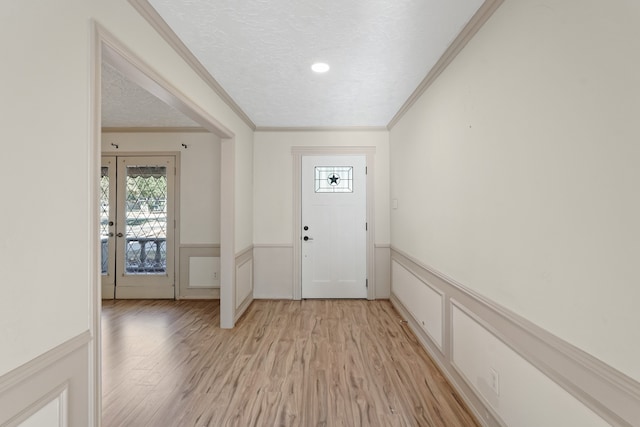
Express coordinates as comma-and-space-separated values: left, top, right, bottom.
301, 155, 367, 298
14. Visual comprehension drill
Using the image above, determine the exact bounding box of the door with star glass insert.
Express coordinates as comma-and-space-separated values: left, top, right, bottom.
101, 156, 176, 299
301, 155, 367, 298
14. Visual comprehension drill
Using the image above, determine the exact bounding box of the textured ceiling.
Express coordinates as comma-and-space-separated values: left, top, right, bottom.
146, 0, 485, 128
101, 62, 200, 128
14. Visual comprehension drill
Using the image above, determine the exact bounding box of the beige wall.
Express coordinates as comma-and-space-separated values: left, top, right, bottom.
253, 130, 390, 244
102, 132, 221, 244
390, 0, 640, 384
0, 0, 253, 379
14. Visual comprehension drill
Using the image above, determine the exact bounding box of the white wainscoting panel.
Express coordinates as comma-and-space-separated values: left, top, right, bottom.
451, 302, 609, 427
374, 245, 391, 299
390, 248, 639, 427
179, 245, 220, 299
18, 391, 65, 427
253, 245, 294, 299
391, 260, 443, 349
0, 332, 90, 427
189, 257, 220, 288
235, 247, 253, 313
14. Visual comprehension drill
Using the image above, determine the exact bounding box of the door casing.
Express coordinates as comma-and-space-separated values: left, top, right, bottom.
292, 146, 376, 300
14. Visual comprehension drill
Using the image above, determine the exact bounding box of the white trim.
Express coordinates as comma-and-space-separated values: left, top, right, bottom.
256, 126, 388, 132
102, 126, 207, 133
99, 26, 234, 139
447, 300, 509, 426
390, 247, 640, 426
88, 20, 102, 427
234, 246, 254, 320
391, 258, 445, 353
252, 243, 293, 249
3, 383, 69, 427
220, 138, 235, 328
0, 332, 91, 427
179, 245, 221, 297
391, 294, 497, 426
0, 332, 91, 394
291, 146, 376, 300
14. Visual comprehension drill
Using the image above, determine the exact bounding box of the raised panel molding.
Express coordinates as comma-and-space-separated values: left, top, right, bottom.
390, 247, 640, 427
234, 246, 253, 321
179, 244, 221, 299
0, 332, 91, 426
391, 260, 444, 350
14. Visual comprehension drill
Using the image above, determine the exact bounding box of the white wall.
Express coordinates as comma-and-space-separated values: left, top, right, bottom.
254, 130, 390, 244
0, 0, 253, 422
390, 0, 640, 385
253, 130, 390, 299
102, 132, 221, 244
235, 129, 254, 251
0, 0, 92, 378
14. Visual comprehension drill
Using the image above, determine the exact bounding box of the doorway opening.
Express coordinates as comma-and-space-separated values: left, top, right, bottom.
91, 22, 237, 425
101, 155, 176, 299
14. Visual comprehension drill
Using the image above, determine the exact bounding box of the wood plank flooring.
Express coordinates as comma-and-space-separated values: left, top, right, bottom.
102, 299, 479, 426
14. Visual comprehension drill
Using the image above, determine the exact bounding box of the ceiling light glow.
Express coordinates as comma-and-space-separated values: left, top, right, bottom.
311, 62, 330, 73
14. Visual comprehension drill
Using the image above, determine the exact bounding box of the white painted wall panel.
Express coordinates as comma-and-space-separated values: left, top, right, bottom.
451, 304, 609, 427
391, 261, 442, 348
19, 397, 61, 427
253, 247, 293, 299
374, 246, 391, 299
390, 0, 640, 381
236, 260, 253, 308
253, 131, 390, 245
189, 257, 220, 288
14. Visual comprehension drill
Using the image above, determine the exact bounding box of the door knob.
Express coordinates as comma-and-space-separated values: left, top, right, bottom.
303, 226, 309, 231
303, 236, 313, 241
109, 232, 114, 237
116, 232, 124, 237
109, 221, 114, 226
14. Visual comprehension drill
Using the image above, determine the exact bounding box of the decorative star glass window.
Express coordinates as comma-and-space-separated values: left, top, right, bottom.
315, 166, 353, 193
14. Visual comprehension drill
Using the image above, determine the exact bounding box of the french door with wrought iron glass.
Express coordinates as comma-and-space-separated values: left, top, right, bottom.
101, 156, 175, 299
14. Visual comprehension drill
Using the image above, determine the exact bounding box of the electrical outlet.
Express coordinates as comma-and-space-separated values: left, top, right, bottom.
213, 272, 218, 280
490, 368, 500, 396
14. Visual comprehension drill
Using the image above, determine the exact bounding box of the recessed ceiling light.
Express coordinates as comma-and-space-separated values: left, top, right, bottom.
311, 62, 330, 73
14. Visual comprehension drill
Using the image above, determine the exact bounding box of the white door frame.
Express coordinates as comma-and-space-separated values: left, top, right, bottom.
292, 146, 376, 300
91, 22, 237, 426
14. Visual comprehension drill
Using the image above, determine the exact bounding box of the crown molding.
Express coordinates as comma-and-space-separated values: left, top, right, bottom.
128, 0, 256, 131
387, 0, 504, 130
102, 126, 207, 133
255, 126, 388, 133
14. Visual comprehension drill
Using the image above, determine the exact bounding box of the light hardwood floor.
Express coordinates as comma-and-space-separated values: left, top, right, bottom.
102, 299, 479, 426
